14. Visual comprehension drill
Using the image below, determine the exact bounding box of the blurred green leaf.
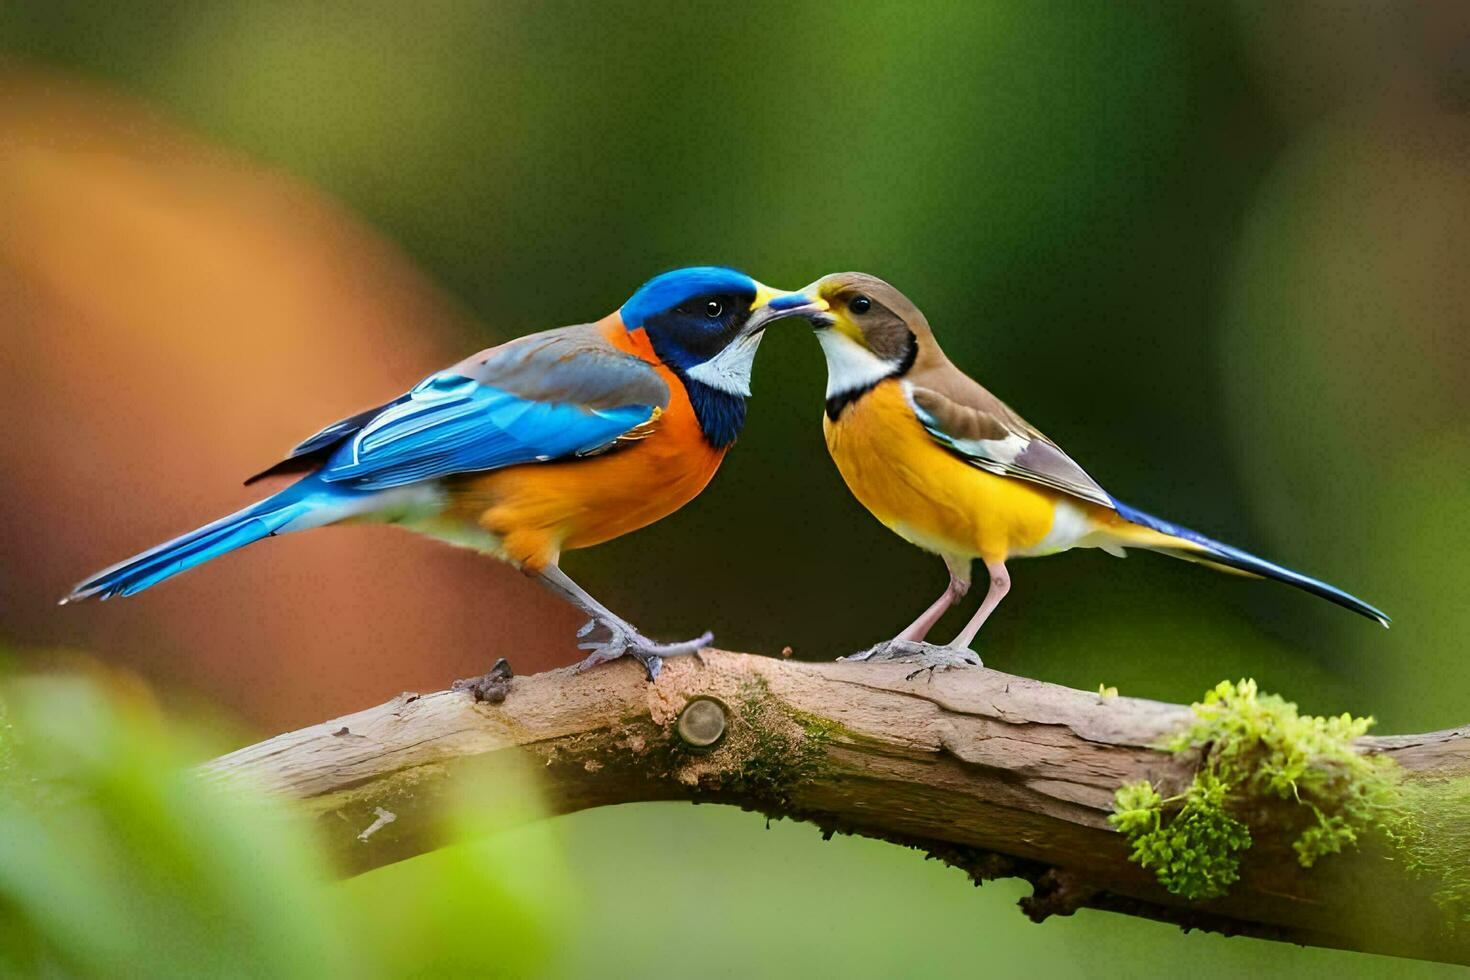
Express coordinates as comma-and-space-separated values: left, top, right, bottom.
0, 670, 558, 978
0, 674, 349, 976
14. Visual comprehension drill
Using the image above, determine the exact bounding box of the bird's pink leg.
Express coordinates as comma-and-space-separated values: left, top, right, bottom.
840, 558, 980, 672
893, 559, 971, 642
946, 558, 1010, 650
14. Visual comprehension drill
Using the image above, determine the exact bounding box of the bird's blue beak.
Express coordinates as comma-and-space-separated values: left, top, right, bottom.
745, 286, 829, 334
767, 292, 819, 312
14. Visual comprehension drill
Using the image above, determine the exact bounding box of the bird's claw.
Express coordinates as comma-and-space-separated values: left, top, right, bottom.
573, 617, 713, 681
839, 640, 982, 681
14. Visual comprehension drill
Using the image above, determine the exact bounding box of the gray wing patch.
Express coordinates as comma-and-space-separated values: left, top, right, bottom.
457, 322, 670, 411
907, 384, 1114, 508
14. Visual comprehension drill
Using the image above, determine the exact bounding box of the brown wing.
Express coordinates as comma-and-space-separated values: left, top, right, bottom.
905, 366, 1113, 508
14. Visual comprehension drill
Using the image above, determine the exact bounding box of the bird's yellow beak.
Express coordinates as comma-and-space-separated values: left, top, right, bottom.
744, 283, 830, 334
797, 279, 842, 321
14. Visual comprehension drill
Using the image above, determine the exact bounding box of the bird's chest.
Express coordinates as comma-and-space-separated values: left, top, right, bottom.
823, 381, 1057, 559
824, 382, 960, 529
456, 372, 726, 554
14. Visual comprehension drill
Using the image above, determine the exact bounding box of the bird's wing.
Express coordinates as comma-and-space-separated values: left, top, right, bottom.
244, 399, 407, 484
904, 367, 1113, 508
256, 324, 670, 491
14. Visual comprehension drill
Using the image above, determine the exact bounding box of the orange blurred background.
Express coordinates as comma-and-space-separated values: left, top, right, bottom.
0, 69, 577, 729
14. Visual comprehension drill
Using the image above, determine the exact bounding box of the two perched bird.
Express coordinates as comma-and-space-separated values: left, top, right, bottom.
66, 266, 1387, 679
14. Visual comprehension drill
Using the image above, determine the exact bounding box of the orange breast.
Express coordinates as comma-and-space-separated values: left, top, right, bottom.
442, 315, 725, 570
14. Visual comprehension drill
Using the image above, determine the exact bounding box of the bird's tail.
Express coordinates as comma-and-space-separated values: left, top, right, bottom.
62, 481, 338, 603
1097, 500, 1390, 627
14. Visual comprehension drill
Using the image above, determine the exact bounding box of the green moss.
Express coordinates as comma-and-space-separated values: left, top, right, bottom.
1110, 679, 1402, 901
788, 707, 846, 744
1112, 771, 1251, 901
730, 679, 833, 806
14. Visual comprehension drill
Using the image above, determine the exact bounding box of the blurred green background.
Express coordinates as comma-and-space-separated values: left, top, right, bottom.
2, 1, 1468, 976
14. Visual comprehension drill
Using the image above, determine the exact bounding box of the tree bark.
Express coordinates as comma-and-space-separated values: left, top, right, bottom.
201, 653, 1470, 965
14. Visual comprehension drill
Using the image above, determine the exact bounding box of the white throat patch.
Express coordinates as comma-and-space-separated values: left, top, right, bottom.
816, 329, 902, 398
685, 330, 765, 396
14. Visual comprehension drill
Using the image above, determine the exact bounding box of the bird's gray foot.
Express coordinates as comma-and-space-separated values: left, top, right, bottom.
573, 617, 713, 681
839, 639, 982, 681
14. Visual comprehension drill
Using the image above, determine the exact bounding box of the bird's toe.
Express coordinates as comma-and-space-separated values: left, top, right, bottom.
840, 640, 983, 678
638, 630, 713, 658
572, 618, 709, 680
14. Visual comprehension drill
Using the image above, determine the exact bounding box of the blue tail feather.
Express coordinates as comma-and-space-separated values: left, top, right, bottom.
1112, 500, 1390, 627
62, 483, 324, 602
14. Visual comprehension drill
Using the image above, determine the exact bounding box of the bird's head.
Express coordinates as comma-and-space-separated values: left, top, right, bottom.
619, 266, 824, 397
798, 272, 931, 400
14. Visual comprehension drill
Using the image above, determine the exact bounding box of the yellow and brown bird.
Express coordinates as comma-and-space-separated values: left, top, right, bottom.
799, 272, 1388, 674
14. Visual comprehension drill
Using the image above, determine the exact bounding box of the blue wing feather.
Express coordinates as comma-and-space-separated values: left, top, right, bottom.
248, 323, 669, 489
319, 372, 654, 490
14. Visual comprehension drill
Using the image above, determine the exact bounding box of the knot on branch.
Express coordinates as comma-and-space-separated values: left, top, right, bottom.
676, 697, 727, 748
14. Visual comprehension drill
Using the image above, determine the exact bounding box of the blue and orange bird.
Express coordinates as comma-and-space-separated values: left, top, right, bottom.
64, 267, 824, 678
795, 272, 1388, 674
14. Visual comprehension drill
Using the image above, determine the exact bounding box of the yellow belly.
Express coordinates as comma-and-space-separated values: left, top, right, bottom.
823, 379, 1064, 562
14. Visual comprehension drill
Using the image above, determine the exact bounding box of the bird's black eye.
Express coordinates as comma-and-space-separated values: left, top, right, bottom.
704, 299, 723, 318
849, 295, 872, 314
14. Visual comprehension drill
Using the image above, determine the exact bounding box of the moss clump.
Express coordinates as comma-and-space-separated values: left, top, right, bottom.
1112, 770, 1251, 901
1110, 679, 1402, 901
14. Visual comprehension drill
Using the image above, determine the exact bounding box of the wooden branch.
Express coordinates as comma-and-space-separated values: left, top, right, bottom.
202, 652, 1470, 965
